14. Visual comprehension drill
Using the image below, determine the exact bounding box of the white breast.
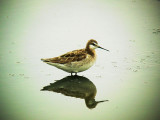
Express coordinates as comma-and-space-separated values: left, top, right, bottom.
47, 54, 96, 73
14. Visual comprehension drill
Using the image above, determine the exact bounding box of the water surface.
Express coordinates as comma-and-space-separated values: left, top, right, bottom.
0, 0, 160, 120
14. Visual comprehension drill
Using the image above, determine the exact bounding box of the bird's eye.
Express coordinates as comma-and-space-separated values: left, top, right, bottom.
92, 43, 96, 45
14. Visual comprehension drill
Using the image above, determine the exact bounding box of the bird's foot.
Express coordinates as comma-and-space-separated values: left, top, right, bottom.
71, 73, 78, 76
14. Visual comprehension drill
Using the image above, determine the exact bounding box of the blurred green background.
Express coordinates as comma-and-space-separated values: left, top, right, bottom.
0, 0, 160, 120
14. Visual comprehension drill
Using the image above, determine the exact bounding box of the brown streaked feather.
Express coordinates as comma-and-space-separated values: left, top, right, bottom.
43, 49, 87, 64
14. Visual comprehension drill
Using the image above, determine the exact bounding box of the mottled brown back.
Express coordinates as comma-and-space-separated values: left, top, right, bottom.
44, 49, 87, 64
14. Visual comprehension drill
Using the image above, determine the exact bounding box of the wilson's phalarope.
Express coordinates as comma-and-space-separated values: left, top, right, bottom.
41, 39, 109, 75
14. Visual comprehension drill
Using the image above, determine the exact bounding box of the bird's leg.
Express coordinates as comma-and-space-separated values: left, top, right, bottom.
75, 72, 77, 76
71, 73, 73, 76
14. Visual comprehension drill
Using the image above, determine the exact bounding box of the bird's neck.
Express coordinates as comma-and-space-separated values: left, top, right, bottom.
85, 45, 96, 57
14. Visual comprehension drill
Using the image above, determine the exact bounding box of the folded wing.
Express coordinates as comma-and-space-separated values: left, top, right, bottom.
41, 49, 87, 64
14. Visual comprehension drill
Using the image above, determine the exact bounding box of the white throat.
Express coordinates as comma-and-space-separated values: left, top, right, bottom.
89, 44, 98, 50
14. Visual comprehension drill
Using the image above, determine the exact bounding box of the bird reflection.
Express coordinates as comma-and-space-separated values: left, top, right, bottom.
41, 75, 108, 109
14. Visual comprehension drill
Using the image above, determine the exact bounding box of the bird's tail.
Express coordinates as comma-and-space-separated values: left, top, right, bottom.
41, 58, 49, 62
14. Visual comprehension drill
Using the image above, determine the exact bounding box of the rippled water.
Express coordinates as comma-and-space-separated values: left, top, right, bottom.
0, 0, 160, 120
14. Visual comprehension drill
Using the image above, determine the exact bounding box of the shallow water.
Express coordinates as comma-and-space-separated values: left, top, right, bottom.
0, 0, 160, 120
